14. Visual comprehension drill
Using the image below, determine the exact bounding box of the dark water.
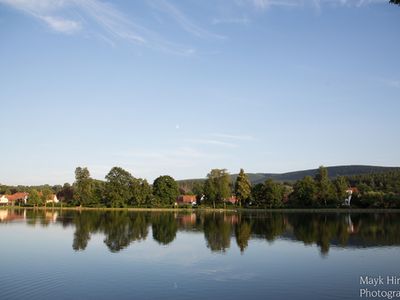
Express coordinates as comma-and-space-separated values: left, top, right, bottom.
1, 209, 400, 300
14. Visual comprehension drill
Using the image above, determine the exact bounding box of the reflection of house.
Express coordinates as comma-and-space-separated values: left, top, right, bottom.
0, 209, 26, 222
344, 187, 358, 206
45, 211, 59, 222
224, 196, 238, 205
177, 195, 196, 205
180, 213, 197, 225
0, 193, 28, 205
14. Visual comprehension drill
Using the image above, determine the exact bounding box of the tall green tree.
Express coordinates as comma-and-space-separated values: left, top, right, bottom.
334, 176, 349, 202
73, 167, 94, 206
234, 169, 252, 207
41, 188, 53, 204
291, 176, 317, 207
204, 169, 231, 208
130, 178, 153, 206
29, 189, 42, 206
263, 179, 284, 208
58, 183, 74, 204
315, 166, 336, 206
152, 175, 179, 206
105, 167, 134, 207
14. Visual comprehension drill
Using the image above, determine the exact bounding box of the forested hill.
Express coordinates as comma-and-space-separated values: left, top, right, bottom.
180, 165, 400, 185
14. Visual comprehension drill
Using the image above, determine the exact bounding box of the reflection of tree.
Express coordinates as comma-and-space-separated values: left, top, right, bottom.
73, 212, 92, 251
251, 212, 286, 242
151, 213, 177, 245
15, 209, 400, 255
103, 212, 149, 252
203, 213, 231, 252
235, 215, 252, 253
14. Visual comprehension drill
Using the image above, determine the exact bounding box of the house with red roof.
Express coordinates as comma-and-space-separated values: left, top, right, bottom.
176, 195, 197, 205
0, 192, 28, 206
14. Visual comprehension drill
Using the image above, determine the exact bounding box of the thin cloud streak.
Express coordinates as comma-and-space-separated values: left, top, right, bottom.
0, 0, 196, 55
211, 133, 255, 141
149, 0, 226, 40
185, 138, 238, 148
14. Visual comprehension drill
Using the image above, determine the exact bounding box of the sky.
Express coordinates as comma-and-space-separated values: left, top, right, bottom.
0, 0, 399, 185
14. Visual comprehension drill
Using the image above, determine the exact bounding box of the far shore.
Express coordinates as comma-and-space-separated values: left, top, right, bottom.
1, 206, 400, 213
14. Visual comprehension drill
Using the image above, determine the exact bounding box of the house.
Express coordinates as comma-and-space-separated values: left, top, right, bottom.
343, 187, 358, 206
176, 195, 197, 205
36, 192, 59, 204
224, 196, 238, 205
0, 195, 8, 205
0, 192, 29, 206
45, 194, 59, 204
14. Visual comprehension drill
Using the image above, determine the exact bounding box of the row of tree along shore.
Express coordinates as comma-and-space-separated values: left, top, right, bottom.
1, 166, 400, 209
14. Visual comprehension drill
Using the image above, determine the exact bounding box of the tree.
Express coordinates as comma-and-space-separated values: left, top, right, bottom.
130, 178, 153, 206
315, 166, 336, 207
263, 179, 284, 208
251, 183, 265, 207
152, 175, 179, 206
204, 169, 231, 208
73, 167, 94, 206
105, 167, 134, 208
41, 188, 53, 205
390, 0, 400, 5
58, 183, 74, 204
234, 169, 251, 207
334, 176, 349, 203
29, 189, 42, 207
291, 176, 317, 207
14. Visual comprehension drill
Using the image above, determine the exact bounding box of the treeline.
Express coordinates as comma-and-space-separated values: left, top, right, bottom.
1, 166, 400, 208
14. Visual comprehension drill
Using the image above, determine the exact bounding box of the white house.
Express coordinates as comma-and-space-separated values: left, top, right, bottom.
45, 194, 59, 204
0, 195, 9, 205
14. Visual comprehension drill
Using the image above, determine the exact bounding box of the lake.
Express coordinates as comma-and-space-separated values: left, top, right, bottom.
1, 209, 400, 300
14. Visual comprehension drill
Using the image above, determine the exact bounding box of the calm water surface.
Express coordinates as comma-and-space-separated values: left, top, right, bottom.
1, 209, 400, 300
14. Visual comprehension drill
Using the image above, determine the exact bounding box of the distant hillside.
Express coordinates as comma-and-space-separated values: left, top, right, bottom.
179, 165, 400, 186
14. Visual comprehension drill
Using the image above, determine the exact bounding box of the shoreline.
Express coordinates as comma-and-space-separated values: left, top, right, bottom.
2, 206, 400, 213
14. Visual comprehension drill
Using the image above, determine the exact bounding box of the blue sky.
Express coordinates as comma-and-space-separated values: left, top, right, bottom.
0, 0, 399, 185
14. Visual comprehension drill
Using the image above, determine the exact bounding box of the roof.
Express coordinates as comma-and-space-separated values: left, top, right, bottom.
5, 192, 28, 202
177, 195, 197, 203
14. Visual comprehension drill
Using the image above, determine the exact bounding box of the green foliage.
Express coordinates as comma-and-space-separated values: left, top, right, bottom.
105, 167, 134, 208
58, 183, 74, 204
334, 176, 349, 201
291, 176, 317, 207
234, 169, 252, 207
28, 189, 42, 206
204, 169, 231, 208
73, 167, 94, 206
41, 188, 53, 203
152, 175, 179, 206
315, 166, 337, 207
390, 0, 400, 5
263, 179, 285, 208
130, 178, 153, 206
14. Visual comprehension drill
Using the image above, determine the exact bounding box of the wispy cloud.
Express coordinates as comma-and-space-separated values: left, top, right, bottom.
211, 17, 251, 25
185, 139, 238, 148
211, 133, 255, 141
246, 0, 386, 10
148, 0, 225, 40
0, 0, 196, 55
39, 15, 81, 34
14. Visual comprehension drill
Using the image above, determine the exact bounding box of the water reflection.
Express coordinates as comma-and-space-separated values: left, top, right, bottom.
1, 209, 400, 254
